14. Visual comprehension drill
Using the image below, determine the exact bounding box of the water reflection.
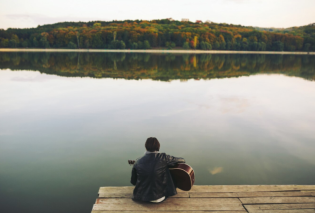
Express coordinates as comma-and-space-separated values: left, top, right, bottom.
209, 167, 224, 175
1, 53, 315, 213
0, 52, 315, 81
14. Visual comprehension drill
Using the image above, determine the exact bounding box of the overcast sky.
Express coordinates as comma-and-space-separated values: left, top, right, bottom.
0, 0, 314, 29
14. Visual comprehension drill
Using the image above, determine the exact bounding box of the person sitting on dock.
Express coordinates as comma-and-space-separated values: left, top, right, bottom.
130, 137, 185, 203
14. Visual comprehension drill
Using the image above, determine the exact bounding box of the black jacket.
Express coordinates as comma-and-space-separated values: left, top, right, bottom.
131, 152, 185, 202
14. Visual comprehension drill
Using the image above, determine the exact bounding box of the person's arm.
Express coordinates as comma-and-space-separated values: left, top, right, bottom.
166, 154, 185, 167
130, 166, 137, 186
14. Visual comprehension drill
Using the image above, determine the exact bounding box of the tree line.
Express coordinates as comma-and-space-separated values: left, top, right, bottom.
1, 53, 314, 81
0, 19, 315, 51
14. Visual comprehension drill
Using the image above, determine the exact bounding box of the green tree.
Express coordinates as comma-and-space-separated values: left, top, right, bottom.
137, 41, 143, 49
200, 41, 206, 50
21, 40, 29, 47
205, 42, 212, 50
304, 43, 311, 51
132, 42, 138, 49
241, 38, 248, 50
9, 34, 19, 47
120, 41, 126, 49
109, 40, 126, 49
109, 40, 117, 49
226, 41, 232, 50
143, 40, 151, 49
0, 38, 9, 47
165, 42, 170, 49
166, 41, 175, 49
233, 42, 240, 50
272, 41, 284, 51
91, 34, 103, 48
40, 37, 50, 48
220, 42, 226, 50
250, 42, 258, 51
183, 42, 190, 49
76, 31, 80, 48
113, 31, 117, 41
214, 41, 220, 49
32, 37, 39, 47
67, 41, 77, 49
93, 23, 101, 28
84, 39, 89, 48
261, 42, 266, 51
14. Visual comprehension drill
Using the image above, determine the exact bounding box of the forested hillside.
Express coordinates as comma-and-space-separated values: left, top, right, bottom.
0, 19, 314, 51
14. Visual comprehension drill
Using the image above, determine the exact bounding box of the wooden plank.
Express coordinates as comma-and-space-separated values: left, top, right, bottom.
99, 186, 133, 194
189, 192, 240, 198
98, 187, 190, 194
188, 185, 315, 192
245, 204, 315, 210
91, 211, 247, 213
98, 192, 189, 198
240, 197, 315, 204
93, 203, 244, 211
96, 198, 242, 205
190, 191, 315, 198
98, 192, 132, 198
98, 185, 315, 194
93, 198, 244, 211
237, 191, 315, 197
247, 210, 315, 213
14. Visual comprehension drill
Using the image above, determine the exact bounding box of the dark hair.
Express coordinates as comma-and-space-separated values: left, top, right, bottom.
145, 137, 160, 152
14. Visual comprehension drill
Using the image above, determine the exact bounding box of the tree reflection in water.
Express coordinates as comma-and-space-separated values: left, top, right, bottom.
0, 52, 314, 81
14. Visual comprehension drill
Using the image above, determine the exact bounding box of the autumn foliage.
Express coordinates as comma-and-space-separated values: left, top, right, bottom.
0, 19, 314, 51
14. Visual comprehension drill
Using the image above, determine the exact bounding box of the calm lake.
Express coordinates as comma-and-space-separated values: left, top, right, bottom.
1, 52, 315, 213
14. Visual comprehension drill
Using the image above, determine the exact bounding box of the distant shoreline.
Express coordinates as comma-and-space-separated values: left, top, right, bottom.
0, 48, 314, 55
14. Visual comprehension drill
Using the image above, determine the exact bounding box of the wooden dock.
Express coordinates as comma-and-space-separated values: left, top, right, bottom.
91, 185, 315, 213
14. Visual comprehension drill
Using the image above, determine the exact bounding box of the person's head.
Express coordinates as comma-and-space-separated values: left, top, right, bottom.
145, 137, 160, 152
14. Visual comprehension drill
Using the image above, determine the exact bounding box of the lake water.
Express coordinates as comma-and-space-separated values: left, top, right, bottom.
0, 52, 315, 213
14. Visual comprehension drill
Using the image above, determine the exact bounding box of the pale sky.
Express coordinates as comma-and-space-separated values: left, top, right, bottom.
0, 0, 314, 29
